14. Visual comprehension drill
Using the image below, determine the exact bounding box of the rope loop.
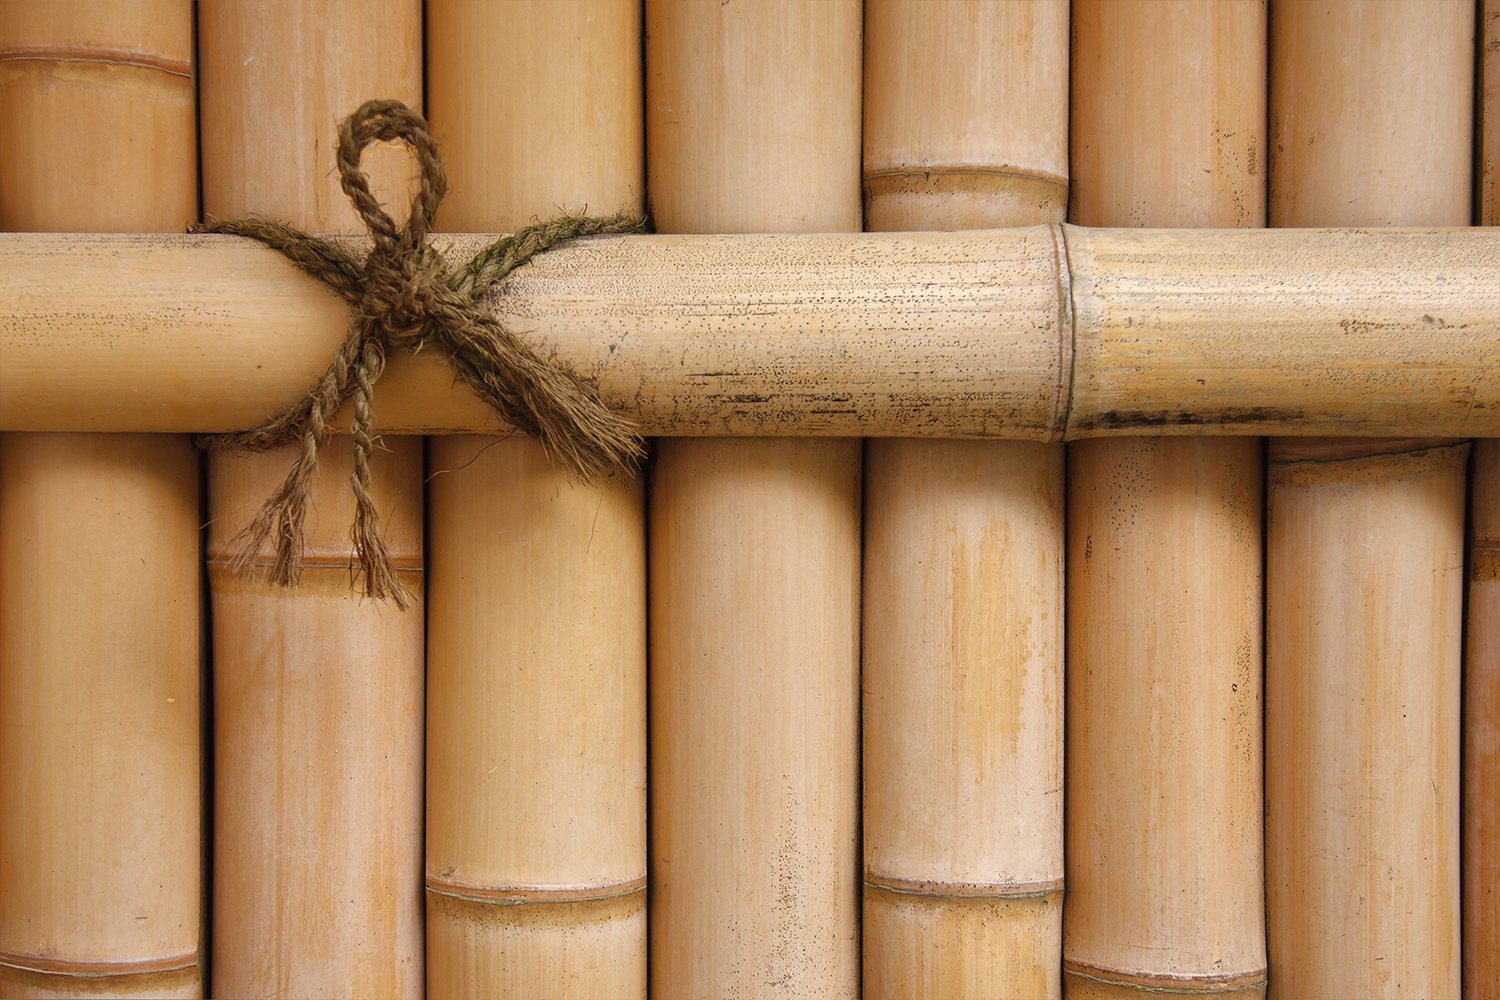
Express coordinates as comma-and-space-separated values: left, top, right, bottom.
193, 99, 647, 607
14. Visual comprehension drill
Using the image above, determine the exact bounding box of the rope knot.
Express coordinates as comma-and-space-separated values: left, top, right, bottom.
193, 99, 648, 608
361, 245, 448, 351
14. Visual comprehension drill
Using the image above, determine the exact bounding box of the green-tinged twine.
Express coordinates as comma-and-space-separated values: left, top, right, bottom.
194, 99, 646, 608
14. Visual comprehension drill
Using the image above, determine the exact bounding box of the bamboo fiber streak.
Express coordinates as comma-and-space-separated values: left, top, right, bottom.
197, 3, 425, 996
1266, 5, 1471, 996
861, 4, 1066, 997
4, 226, 1500, 439
1065, 4, 1267, 996
646, 3, 863, 996
425, 5, 648, 995
0, 4, 201, 997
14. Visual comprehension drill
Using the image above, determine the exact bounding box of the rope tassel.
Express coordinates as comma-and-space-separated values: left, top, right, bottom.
194, 99, 647, 606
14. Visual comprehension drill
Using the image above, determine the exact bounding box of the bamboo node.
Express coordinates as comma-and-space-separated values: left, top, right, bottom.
192, 99, 647, 607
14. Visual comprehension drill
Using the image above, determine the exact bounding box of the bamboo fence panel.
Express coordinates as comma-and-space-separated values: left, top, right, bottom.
860, 3, 1066, 997
1467, 438, 1500, 1000
197, 3, 425, 996
0, 3, 202, 997
1469, 21, 1500, 992
1065, 3, 1267, 997
424, 3, 647, 996
1266, 3, 1472, 996
645, 2, 862, 996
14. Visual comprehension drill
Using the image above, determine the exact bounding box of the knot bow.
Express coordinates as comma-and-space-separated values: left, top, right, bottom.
196, 99, 646, 607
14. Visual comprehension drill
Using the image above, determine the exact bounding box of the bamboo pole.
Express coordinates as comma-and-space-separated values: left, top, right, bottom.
1265, 438, 1467, 997
1485, 0, 1500, 225
860, 4, 1066, 997
5, 226, 1500, 440
1469, 14, 1500, 994
1467, 438, 1500, 1000
861, 442, 1063, 1000
0, 4, 201, 997
1266, 3, 1472, 996
862, 0, 1068, 231
645, 2, 862, 996
196, 4, 425, 996
1065, 3, 1267, 996
424, 4, 647, 997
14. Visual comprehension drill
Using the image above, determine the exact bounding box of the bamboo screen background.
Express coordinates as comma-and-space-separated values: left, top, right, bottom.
0, 1, 1495, 998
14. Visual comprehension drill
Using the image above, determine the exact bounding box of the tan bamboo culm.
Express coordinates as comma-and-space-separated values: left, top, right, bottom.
860, 3, 1066, 997
1468, 6, 1500, 994
13, 222, 1500, 441
197, 3, 426, 996
424, 2, 648, 996
1468, 444, 1500, 1000
1065, 3, 1268, 997
0, 3, 203, 997
645, 3, 863, 996
1265, 3, 1472, 996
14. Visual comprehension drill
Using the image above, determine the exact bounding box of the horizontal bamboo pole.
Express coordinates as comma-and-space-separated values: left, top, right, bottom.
2, 225, 1498, 438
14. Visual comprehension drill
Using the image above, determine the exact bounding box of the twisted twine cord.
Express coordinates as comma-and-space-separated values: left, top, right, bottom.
195, 99, 646, 607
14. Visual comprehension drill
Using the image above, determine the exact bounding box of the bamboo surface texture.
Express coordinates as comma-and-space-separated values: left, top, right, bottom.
862, 0, 1067, 232
1485, 0, 1500, 225
1072, 0, 1264, 229
1269, 1, 1474, 229
1467, 438, 1500, 1000
0, 3, 196, 233
860, 3, 1065, 997
3, 226, 1500, 440
1266, 438, 1466, 997
0, 3, 201, 997
424, 3, 648, 997
1469, 29, 1500, 993
205, 443, 424, 999
1265, 3, 1471, 996
197, 3, 425, 996
1065, 3, 1267, 996
861, 442, 1063, 1000
645, 2, 862, 996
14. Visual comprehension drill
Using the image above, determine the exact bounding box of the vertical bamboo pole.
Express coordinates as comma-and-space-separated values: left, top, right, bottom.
197, 4, 425, 997
424, 4, 648, 997
1467, 438, 1500, 1000
645, 3, 862, 996
1066, 3, 1267, 997
0, 4, 202, 997
1266, 3, 1472, 996
860, 4, 1066, 998
1484, 0, 1500, 225
1471, 16, 1500, 994
862, 1, 1068, 230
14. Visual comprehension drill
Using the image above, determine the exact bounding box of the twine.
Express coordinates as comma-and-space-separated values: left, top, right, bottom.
195, 99, 646, 608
